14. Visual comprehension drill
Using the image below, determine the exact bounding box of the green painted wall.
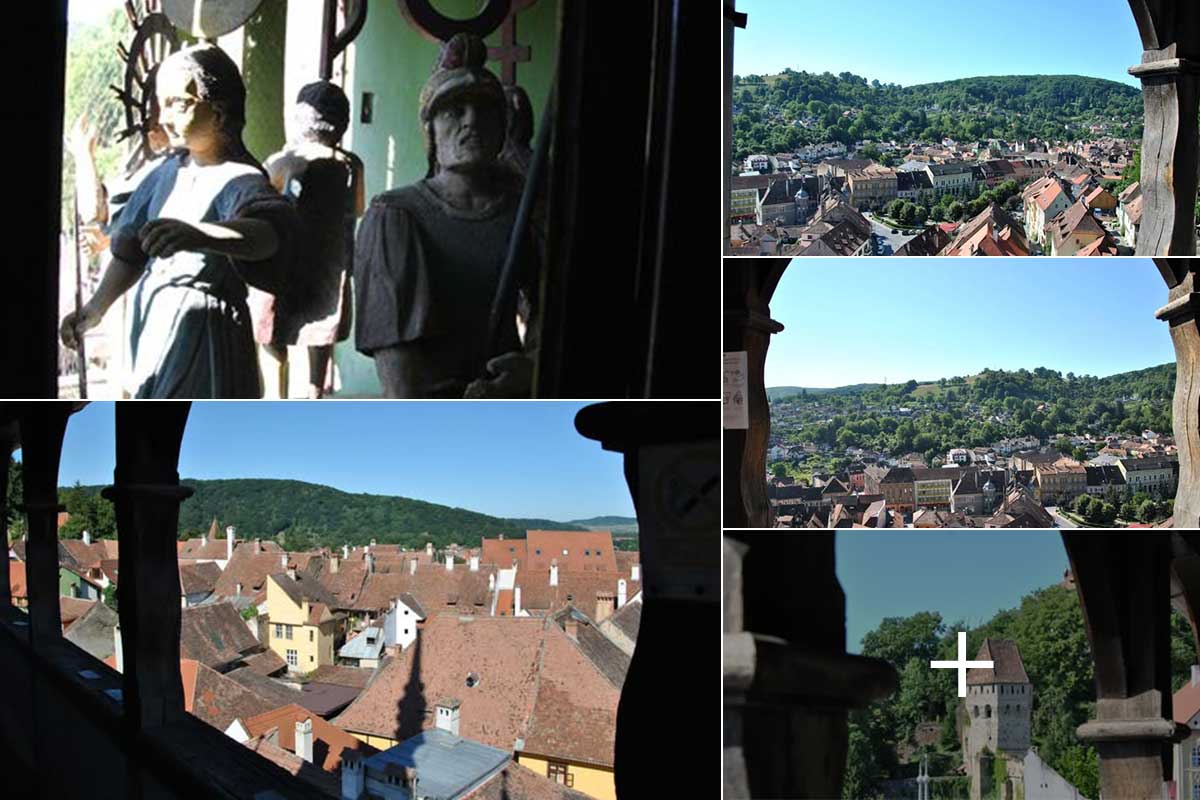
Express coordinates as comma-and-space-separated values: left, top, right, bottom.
240, 0, 289, 162
59, 567, 82, 598
333, 0, 561, 396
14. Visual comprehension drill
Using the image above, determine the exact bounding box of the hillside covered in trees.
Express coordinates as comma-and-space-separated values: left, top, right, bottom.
843, 586, 1195, 800
770, 363, 1175, 468
2, 474, 641, 551
732, 71, 1142, 161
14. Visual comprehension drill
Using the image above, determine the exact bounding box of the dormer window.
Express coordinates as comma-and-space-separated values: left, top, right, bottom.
535, 549, 541, 555
466, 672, 479, 688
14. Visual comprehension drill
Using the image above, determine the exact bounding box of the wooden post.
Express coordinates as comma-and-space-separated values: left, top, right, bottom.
1128, 1, 1200, 255
0, 421, 18, 607
1153, 260, 1200, 527
724, 261, 788, 528
1062, 531, 1187, 800
575, 402, 717, 800
724, 532, 898, 798
17, 406, 72, 646
104, 401, 192, 732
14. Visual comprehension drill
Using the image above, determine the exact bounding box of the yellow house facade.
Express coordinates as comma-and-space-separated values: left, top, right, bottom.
265, 572, 345, 674
515, 753, 615, 800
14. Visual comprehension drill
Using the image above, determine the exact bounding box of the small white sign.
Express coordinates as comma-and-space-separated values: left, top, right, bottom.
723, 351, 749, 429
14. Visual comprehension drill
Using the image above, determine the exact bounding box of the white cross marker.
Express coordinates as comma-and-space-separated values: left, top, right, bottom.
930, 632, 993, 697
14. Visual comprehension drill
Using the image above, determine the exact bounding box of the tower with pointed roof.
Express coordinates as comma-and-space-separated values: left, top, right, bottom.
963, 638, 1032, 800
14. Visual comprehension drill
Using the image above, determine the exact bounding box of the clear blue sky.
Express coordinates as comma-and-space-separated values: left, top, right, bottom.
28, 402, 634, 522
766, 259, 1175, 388
837, 531, 1070, 652
733, 0, 1143, 88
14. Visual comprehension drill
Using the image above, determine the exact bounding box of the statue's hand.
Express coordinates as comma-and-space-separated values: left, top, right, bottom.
60, 303, 103, 351
139, 218, 211, 258
80, 224, 110, 259
463, 351, 533, 398
69, 112, 98, 159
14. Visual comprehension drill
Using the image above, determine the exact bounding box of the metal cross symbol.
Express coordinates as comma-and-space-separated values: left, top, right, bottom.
930, 632, 993, 697
487, 0, 538, 86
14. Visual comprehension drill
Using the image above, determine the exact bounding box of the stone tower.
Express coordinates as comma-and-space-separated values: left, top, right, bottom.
963, 638, 1032, 800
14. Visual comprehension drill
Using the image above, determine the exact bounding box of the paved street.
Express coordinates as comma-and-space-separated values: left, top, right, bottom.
1045, 506, 1078, 528
863, 212, 919, 255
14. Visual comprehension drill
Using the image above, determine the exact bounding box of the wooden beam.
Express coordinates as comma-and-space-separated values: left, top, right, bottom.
1063, 532, 1184, 799
723, 261, 788, 528
104, 402, 192, 733
1153, 263, 1200, 526
17, 407, 72, 647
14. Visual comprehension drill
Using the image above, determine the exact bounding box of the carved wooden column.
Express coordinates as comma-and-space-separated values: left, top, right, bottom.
575, 402, 717, 800
103, 401, 192, 732
17, 405, 73, 645
1128, 1, 1199, 255
723, 1, 747, 252
724, 532, 898, 798
0, 418, 18, 607
1154, 259, 1200, 526
724, 260, 788, 527
1062, 531, 1187, 800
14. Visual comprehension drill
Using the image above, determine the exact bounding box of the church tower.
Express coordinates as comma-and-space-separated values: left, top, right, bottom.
963, 638, 1032, 800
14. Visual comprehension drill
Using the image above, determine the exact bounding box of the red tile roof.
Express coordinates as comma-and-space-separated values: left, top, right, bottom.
966, 638, 1030, 685
1174, 679, 1200, 724
59, 596, 97, 631
179, 601, 263, 670
241, 735, 341, 797
521, 624, 620, 766
335, 614, 622, 768
464, 761, 594, 800
182, 658, 279, 732
242, 703, 378, 774
482, 531, 618, 574
9, 559, 26, 599
335, 615, 548, 749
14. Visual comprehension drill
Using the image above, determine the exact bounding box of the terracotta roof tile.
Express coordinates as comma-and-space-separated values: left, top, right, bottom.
483, 531, 619, 574
242, 735, 341, 797
242, 702, 378, 773
213, 545, 295, 600
180, 561, 222, 595
9, 559, 26, 599
308, 664, 376, 690
182, 659, 279, 732
966, 638, 1030, 685
522, 625, 620, 766
463, 761, 594, 800
335, 615, 548, 750
179, 601, 263, 670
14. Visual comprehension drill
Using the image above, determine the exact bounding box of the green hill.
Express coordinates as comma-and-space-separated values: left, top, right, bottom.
768, 384, 882, 401
732, 71, 1141, 161
569, 516, 638, 526
52, 478, 626, 550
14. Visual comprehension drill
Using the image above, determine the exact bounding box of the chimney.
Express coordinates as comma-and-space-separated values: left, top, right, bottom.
549, 560, 558, 587
236, 582, 243, 596
409, 558, 416, 576
498, 533, 504, 540
564, 617, 578, 641
82, 530, 92, 545
617, 579, 627, 609
201, 530, 208, 547
488, 573, 495, 591
445, 555, 454, 572
631, 564, 640, 582
370, 538, 377, 547
469, 556, 479, 572
226, 526, 236, 561
1193, 665, 1200, 688
514, 586, 522, 616
330, 555, 340, 574
287, 567, 297, 581
254, 539, 262, 554
366, 553, 375, 574
595, 590, 615, 623
341, 750, 365, 800
342, 543, 349, 560
425, 542, 433, 557
435, 698, 461, 736
295, 718, 314, 763
113, 624, 123, 673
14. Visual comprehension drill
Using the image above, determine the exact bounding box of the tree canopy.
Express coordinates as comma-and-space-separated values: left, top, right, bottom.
732, 71, 1142, 162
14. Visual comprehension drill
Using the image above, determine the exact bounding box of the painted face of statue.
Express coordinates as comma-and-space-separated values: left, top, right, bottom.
431, 91, 505, 173
156, 63, 220, 154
